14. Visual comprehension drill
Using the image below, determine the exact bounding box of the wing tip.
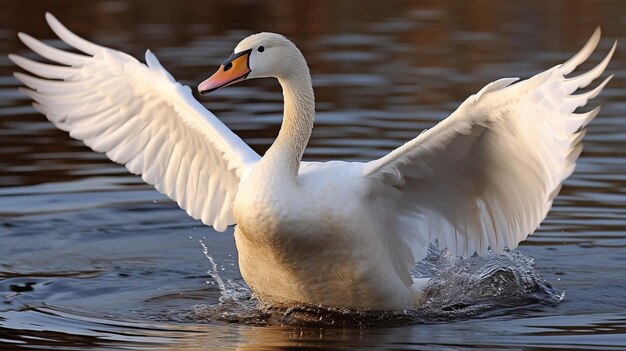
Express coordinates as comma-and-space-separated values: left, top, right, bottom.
144, 49, 156, 65
474, 77, 520, 102
31, 101, 46, 113
45, 12, 60, 28
8, 54, 31, 72
13, 72, 31, 86
213, 222, 228, 232
17, 87, 36, 100
560, 26, 603, 75
43, 11, 104, 56
576, 105, 602, 131
7, 53, 19, 64
589, 25, 601, 40
144, 49, 176, 82
608, 39, 618, 61
17, 32, 29, 42
16, 32, 40, 56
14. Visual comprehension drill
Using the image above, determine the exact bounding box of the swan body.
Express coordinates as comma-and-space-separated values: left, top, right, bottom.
11, 14, 615, 310
235, 161, 416, 308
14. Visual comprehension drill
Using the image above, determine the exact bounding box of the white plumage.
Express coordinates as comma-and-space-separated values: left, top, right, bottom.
11, 14, 260, 232
364, 33, 615, 260
11, 14, 615, 310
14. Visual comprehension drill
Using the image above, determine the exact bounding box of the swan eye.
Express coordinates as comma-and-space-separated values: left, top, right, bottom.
258, 46, 265, 53
224, 62, 233, 72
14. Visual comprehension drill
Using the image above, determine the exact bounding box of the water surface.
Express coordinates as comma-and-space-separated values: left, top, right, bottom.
1, 1, 626, 350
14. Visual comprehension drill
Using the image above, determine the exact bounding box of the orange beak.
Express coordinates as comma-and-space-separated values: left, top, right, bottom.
198, 49, 252, 95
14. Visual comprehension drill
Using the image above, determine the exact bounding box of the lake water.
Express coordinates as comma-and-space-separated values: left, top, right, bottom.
1, 1, 626, 350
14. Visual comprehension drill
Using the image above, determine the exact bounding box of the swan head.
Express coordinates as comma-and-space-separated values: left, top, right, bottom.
198, 32, 306, 95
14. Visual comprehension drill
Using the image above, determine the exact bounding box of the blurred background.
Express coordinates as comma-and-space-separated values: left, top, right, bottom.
0, 1, 625, 350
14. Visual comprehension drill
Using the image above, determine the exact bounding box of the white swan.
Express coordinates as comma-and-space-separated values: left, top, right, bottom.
10, 13, 615, 310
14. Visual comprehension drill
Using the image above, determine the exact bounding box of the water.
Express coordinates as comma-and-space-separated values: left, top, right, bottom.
1, 0, 626, 349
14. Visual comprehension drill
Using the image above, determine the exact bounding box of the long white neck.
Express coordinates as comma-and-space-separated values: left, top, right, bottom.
261, 60, 315, 179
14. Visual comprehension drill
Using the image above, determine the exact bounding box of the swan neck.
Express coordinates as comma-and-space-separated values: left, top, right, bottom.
265, 69, 314, 176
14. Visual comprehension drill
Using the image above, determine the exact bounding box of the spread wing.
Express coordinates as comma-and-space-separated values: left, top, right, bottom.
364, 28, 615, 259
10, 13, 261, 231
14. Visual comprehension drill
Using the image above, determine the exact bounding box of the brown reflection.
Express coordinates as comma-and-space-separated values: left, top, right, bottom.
165, 322, 413, 351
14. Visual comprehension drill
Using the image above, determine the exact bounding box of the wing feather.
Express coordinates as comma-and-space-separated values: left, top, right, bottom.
17, 32, 89, 66
14, 72, 85, 93
45, 13, 106, 55
364, 29, 615, 259
10, 54, 77, 79
11, 13, 261, 230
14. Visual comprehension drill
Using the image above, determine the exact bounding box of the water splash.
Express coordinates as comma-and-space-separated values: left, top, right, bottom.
188, 242, 563, 327
194, 240, 268, 324
412, 245, 565, 320
198, 239, 228, 297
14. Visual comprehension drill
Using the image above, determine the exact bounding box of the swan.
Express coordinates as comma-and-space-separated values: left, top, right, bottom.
10, 13, 615, 310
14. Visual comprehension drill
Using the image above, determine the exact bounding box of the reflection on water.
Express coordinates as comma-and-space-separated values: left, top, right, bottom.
1, 0, 626, 350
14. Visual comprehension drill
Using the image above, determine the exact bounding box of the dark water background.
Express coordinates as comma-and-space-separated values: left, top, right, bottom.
1, 1, 625, 350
